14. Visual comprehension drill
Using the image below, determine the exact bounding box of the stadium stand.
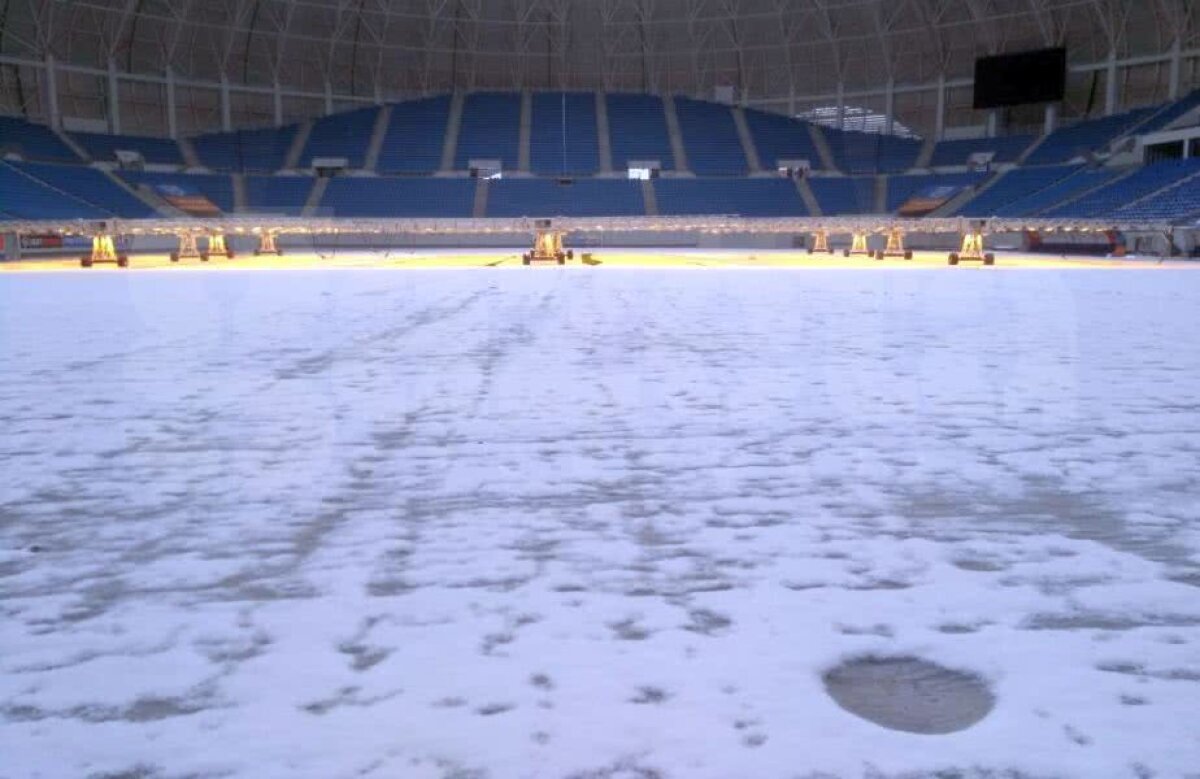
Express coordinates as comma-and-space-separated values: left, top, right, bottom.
71, 132, 184, 166
486, 178, 643, 217
319, 176, 475, 217
118, 170, 235, 213
244, 176, 314, 214
1112, 167, 1200, 220
826, 128, 921, 174
192, 126, 299, 172
993, 166, 1122, 217
12, 160, 154, 218
455, 92, 521, 171
4, 90, 1200, 226
929, 135, 1035, 167
808, 177, 877, 214
607, 94, 675, 171
1134, 89, 1200, 134
376, 96, 451, 174
1045, 158, 1200, 218
654, 178, 807, 216
0, 116, 81, 162
955, 165, 1080, 217
673, 97, 747, 175
529, 92, 600, 176
0, 160, 111, 218
742, 108, 825, 171
1024, 107, 1157, 165
886, 172, 987, 212
299, 107, 379, 169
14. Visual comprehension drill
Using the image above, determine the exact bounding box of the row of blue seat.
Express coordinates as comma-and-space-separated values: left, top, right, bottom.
4, 89, 1197, 178
8, 163, 1192, 221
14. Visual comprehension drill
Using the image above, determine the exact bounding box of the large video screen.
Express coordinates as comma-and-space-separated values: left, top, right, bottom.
974, 48, 1067, 109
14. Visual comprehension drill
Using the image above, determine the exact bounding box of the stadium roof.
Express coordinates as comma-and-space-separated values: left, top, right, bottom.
0, 0, 1195, 134
1, 0, 1191, 94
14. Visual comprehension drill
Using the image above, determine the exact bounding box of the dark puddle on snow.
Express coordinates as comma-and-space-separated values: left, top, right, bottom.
824, 656, 994, 734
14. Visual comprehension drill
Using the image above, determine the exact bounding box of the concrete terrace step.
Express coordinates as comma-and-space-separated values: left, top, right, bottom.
363, 105, 392, 172
596, 92, 614, 174
731, 106, 762, 173
440, 92, 465, 172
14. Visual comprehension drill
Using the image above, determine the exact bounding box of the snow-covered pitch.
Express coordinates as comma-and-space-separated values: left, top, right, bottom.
2, 266, 1199, 778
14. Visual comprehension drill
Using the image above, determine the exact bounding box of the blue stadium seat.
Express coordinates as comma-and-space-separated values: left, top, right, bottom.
742, 108, 825, 171
530, 92, 600, 176
377, 96, 450, 174
607, 94, 675, 171
244, 176, 314, 214
929, 135, 1034, 167
995, 167, 1121, 216
0, 116, 81, 163
1024, 108, 1156, 165
118, 170, 235, 213
655, 178, 806, 216
0, 161, 112, 218
826, 128, 920, 174
192, 126, 298, 172
673, 98, 747, 175
1046, 158, 1200, 218
319, 177, 475, 217
1112, 166, 1200, 221
1134, 89, 1200, 135
955, 165, 1079, 217
455, 93, 521, 171
300, 107, 379, 169
886, 173, 985, 212
809, 177, 877, 214
71, 132, 184, 165
11, 160, 154, 217
486, 178, 642, 217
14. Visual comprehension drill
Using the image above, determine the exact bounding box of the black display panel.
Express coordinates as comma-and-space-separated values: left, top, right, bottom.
973, 48, 1067, 109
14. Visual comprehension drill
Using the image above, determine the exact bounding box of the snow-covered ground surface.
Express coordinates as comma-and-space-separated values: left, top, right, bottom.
2, 265, 1199, 778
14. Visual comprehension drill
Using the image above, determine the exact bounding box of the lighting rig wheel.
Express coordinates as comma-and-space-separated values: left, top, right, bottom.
226, 250, 236, 259
117, 255, 129, 268
843, 249, 851, 258
984, 253, 995, 266
276, 250, 284, 257
807, 248, 814, 255
170, 252, 179, 263
253, 250, 262, 256
875, 250, 885, 261
80, 256, 93, 268
826, 248, 835, 255
567, 250, 574, 260
904, 250, 913, 260
948, 253, 959, 266
522, 253, 531, 265
556, 252, 566, 265
200, 253, 210, 262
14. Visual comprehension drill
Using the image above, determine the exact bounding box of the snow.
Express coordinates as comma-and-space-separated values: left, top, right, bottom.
2, 265, 1199, 778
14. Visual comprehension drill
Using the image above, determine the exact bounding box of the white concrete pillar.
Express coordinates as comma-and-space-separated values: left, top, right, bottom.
324, 80, 334, 116
107, 59, 121, 135
1105, 49, 1118, 116
44, 55, 61, 129
934, 74, 946, 141
986, 109, 998, 138
1044, 102, 1058, 135
273, 81, 283, 127
884, 78, 895, 136
1168, 38, 1182, 100
220, 77, 232, 131
165, 67, 178, 139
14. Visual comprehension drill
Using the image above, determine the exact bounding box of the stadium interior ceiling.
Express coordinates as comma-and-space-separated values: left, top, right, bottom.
0, 0, 1196, 139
